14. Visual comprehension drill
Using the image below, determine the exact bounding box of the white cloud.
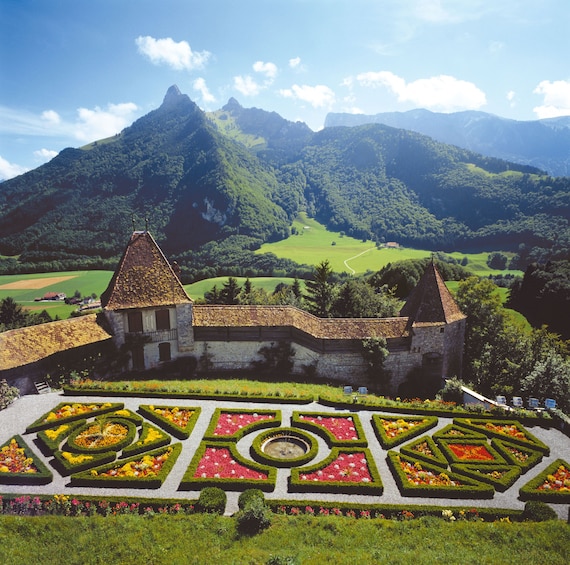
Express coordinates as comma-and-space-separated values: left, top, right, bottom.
135, 36, 211, 71
0, 155, 28, 181
280, 84, 336, 109
41, 110, 61, 125
356, 71, 486, 111
193, 78, 216, 104
289, 57, 301, 69
533, 79, 570, 118
233, 75, 261, 97
74, 102, 139, 142
34, 148, 58, 161
253, 61, 277, 80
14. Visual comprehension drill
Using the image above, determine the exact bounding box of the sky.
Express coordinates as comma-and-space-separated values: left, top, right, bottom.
1, 0, 569, 180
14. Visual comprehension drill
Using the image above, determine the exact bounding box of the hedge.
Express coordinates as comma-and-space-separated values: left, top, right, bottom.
519, 458, 570, 503
179, 441, 276, 492
52, 449, 116, 477
203, 408, 281, 441
399, 435, 448, 469
137, 405, 201, 440
432, 423, 486, 441
371, 414, 438, 449
0, 435, 53, 485
451, 463, 522, 492
491, 439, 544, 473
249, 427, 318, 468
291, 411, 368, 447
65, 417, 138, 454
436, 438, 508, 466
289, 447, 383, 495
26, 402, 124, 433
36, 420, 84, 455
122, 422, 171, 458
453, 418, 550, 455
386, 451, 494, 499
70, 443, 182, 489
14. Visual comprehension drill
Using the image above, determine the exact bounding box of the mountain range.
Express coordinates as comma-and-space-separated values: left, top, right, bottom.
325, 109, 570, 177
0, 85, 568, 276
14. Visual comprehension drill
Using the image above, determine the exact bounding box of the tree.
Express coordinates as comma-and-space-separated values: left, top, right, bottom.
0, 296, 30, 330
361, 337, 390, 394
304, 260, 335, 317
220, 277, 241, 305
204, 284, 221, 304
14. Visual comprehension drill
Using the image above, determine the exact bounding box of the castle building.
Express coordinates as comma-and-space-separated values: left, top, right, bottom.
0, 231, 465, 396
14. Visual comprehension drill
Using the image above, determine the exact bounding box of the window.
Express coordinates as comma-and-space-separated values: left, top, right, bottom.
127, 311, 143, 333
131, 346, 145, 370
158, 342, 171, 362
155, 309, 170, 331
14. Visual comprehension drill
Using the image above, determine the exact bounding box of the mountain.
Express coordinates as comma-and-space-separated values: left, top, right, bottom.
325, 109, 570, 177
0, 86, 569, 277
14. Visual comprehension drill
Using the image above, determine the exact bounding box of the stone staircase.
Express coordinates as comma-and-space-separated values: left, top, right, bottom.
34, 380, 52, 394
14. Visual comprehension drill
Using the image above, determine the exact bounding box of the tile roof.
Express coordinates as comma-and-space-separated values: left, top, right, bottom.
399, 261, 466, 324
193, 305, 410, 340
101, 231, 192, 311
0, 314, 112, 371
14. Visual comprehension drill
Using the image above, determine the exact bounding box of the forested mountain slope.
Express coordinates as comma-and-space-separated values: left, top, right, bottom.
0, 86, 568, 276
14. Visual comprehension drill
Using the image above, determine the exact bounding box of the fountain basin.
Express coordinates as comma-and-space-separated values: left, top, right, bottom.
250, 428, 317, 468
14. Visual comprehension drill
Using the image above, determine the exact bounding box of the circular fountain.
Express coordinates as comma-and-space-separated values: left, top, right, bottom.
251, 428, 317, 467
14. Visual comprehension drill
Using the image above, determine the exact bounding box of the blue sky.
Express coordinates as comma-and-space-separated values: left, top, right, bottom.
1, 0, 569, 180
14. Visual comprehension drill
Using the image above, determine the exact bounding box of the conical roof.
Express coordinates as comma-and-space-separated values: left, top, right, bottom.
101, 231, 192, 310
399, 262, 465, 324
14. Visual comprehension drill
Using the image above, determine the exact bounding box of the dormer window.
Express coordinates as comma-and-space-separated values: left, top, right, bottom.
155, 309, 171, 330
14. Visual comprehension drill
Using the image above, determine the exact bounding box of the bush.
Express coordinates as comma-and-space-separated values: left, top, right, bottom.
523, 501, 558, 521
0, 379, 19, 410
236, 497, 272, 535
196, 487, 226, 514
238, 488, 265, 511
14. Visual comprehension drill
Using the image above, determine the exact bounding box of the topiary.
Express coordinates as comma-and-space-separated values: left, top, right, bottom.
196, 487, 227, 514
237, 488, 265, 510
523, 500, 558, 522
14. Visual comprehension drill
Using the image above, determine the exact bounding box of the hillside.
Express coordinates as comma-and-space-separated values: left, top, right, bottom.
0, 86, 569, 278
325, 109, 570, 177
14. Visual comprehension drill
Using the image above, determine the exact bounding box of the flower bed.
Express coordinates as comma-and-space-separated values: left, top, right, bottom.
386, 451, 494, 499
292, 412, 367, 447
399, 436, 448, 468
108, 408, 144, 425
52, 449, 116, 476
453, 418, 550, 455
66, 418, 137, 454
70, 444, 182, 489
36, 421, 84, 455
290, 448, 383, 495
437, 439, 507, 466
203, 408, 280, 441
451, 463, 521, 492
0, 436, 53, 485
371, 414, 438, 448
432, 423, 485, 440
122, 422, 171, 458
26, 402, 124, 433
491, 439, 544, 472
519, 459, 570, 503
138, 405, 201, 439
180, 442, 276, 492
250, 428, 318, 468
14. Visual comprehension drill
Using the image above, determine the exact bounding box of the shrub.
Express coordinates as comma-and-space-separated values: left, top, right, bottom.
238, 488, 265, 511
522, 501, 558, 521
236, 497, 272, 535
196, 487, 226, 514
0, 379, 19, 411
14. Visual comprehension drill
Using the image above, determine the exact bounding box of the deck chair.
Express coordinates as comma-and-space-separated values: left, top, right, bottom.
512, 396, 523, 408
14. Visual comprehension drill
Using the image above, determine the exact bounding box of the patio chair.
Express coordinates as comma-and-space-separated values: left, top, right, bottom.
528, 397, 539, 410
512, 396, 523, 408
545, 398, 557, 410
358, 387, 368, 396
495, 395, 507, 406
343, 386, 353, 395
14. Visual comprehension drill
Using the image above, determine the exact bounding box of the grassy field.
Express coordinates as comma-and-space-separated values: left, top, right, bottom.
185, 276, 304, 300
0, 514, 568, 565
257, 213, 522, 277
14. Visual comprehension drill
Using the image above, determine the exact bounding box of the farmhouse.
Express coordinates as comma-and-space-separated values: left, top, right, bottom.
0, 231, 466, 396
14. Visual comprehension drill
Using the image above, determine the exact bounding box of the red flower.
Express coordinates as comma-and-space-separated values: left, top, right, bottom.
194, 447, 268, 480
212, 412, 274, 437
299, 452, 372, 483
299, 415, 359, 441
448, 443, 494, 461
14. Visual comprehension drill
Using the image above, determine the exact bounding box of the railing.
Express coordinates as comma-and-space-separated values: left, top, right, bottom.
127, 328, 178, 343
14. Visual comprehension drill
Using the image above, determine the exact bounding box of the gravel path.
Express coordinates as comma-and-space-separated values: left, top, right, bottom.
1, 392, 569, 519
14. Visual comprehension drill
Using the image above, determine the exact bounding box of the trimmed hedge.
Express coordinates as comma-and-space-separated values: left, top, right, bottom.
138, 405, 201, 440
203, 408, 281, 441
52, 449, 116, 477
491, 439, 544, 473
122, 422, 171, 458
289, 447, 383, 495
386, 451, 494, 499
291, 411, 368, 447
70, 443, 182, 489
399, 435, 448, 469
453, 418, 550, 455
195, 487, 227, 514
371, 414, 438, 449
451, 463, 521, 492
108, 408, 144, 425
519, 458, 570, 503
250, 428, 318, 468
436, 438, 508, 466
65, 417, 138, 454
26, 402, 124, 433
0, 435, 53, 485
36, 420, 84, 455
432, 423, 486, 440
179, 441, 276, 492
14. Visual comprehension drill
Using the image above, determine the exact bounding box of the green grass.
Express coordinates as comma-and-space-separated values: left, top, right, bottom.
0, 514, 567, 565
186, 276, 304, 301
257, 213, 522, 276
